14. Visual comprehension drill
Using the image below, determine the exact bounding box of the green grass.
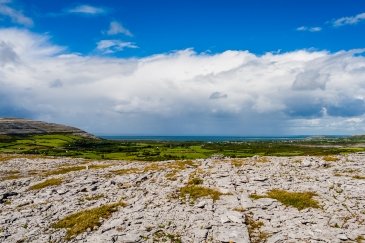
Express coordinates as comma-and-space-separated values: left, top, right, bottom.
52, 202, 126, 240
250, 189, 320, 210
1, 133, 365, 161
29, 178, 63, 190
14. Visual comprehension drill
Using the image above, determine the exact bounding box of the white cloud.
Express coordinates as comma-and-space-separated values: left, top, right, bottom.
333, 12, 365, 27
2, 28, 365, 135
296, 26, 322, 32
106, 21, 132, 36
0, 1, 33, 26
96, 39, 138, 53
68, 5, 106, 15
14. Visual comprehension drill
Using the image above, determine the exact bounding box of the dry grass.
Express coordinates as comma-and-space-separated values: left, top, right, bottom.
112, 167, 140, 175
3, 174, 22, 180
88, 164, 114, 169
83, 194, 105, 201
353, 175, 365, 180
255, 156, 270, 163
322, 156, 339, 162
52, 202, 126, 240
233, 206, 246, 212
178, 172, 223, 202
153, 230, 182, 243
245, 213, 268, 243
112, 160, 197, 180
231, 159, 246, 167
45, 166, 85, 176
250, 189, 320, 210
29, 178, 63, 191
356, 235, 364, 243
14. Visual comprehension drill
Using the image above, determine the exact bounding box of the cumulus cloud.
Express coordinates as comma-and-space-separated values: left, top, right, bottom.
296, 26, 322, 32
67, 5, 106, 15
1, 28, 365, 135
0, 1, 33, 26
96, 39, 138, 53
106, 21, 132, 36
332, 12, 365, 27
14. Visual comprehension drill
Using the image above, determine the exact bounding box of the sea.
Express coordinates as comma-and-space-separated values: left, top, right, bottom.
99, 135, 347, 142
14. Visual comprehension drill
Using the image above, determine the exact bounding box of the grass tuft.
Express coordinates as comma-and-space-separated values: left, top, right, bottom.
245, 213, 268, 243
112, 167, 140, 175
52, 202, 126, 240
322, 156, 339, 162
179, 185, 222, 202
353, 175, 365, 180
45, 166, 85, 176
250, 189, 320, 210
29, 178, 63, 191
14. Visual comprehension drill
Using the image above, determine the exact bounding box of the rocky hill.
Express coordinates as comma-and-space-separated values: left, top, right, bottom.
0, 118, 93, 138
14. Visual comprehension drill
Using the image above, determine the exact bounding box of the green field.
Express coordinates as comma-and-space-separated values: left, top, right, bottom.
1, 134, 365, 161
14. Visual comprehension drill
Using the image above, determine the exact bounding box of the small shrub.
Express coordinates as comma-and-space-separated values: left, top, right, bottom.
29, 178, 63, 191
52, 202, 126, 240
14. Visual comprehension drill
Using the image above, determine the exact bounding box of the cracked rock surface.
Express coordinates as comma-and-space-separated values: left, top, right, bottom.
0, 153, 364, 242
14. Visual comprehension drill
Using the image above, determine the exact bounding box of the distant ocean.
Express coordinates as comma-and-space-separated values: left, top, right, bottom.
99, 135, 347, 142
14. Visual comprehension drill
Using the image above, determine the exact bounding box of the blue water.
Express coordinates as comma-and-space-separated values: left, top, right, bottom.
100, 135, 347, 142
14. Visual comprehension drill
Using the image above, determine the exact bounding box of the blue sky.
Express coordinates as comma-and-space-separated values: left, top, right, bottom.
1, 0, 365, 135
6, 0, 365, 56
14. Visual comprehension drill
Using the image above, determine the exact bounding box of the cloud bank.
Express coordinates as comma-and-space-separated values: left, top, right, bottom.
1, 28, 365, 135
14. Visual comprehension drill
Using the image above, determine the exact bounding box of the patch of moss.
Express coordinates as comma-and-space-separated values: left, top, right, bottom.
251, 189, 320, 210
52, 202, 126, 240
29, 178, 63, 191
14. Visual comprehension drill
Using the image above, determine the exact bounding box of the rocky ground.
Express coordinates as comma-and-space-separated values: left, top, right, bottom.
0, 153, 364, 243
